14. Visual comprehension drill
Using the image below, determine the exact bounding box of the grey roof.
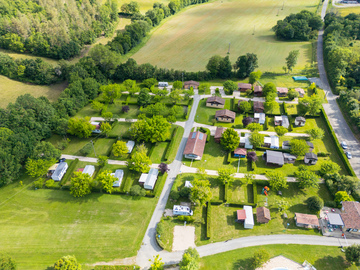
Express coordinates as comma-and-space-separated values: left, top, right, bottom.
266, 150, 284, 165
328, 213, 344, 226
283, 153, 297, 160
305, 152, 318, 160
52, 162, 68, 178
207, 96, 225, 105
282, 140, 290, 146
306, 141, 314, 149
295, 116, 306, 121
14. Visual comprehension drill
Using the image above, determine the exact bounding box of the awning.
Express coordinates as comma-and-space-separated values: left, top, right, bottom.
328, 213, 344, 226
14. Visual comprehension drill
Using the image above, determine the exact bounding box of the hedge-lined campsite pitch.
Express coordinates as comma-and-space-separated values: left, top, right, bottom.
132, 0, 319, 72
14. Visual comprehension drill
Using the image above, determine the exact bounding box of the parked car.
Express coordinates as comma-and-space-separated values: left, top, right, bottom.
341, 141, 348, 149
59, 158, 66, 163
345, 152, 352, 159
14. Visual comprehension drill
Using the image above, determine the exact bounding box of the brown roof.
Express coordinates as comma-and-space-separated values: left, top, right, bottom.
183, 131, 207, 157
207, 96, 225, 105
295, 88, 305, 95
214, 126, 226, 139
276, 87, 289, 94
238, 83, 252, 89
184, 80, 199, 86
295, 213, 319, 226
234, 148, 247, 155
253, 101, 264, 110
215, 109, 236, 119
237, 209, 246, 220
256, 207, 271, 223
341, 201, 360, 229
254, 85, 263, 93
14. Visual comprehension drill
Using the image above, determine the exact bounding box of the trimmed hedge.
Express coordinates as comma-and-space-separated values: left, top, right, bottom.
283, 102, 288, 115
125, 95, 131, 105
253, 183, 258, 204
206, 202, 211, 239
147, 143, 157, 157
153, 172, 167, 197
94, 265, 140, 270
320, 108, 356, 176
60, 159, 79, 186
224, 183, 229, 202
164, 127, 179, 161
264, 116, 269, 130
251, 161, 256, 171
227, 202, 256, 207
225, 152, 232, 164
231, 97, 236, 111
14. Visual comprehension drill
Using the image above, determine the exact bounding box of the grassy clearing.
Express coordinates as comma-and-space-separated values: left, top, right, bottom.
0, 175, 157, 269
0, 75, 66, 108
132, 0, 318, 72
87, 138, 116, 158
200, 244, 355, 270
167, 126, 185, 162
150, 142, 169, 163
76, 103, 140, 119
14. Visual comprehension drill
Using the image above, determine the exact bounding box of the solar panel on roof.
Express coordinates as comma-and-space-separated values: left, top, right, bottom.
191, 132, 196, 139
199, 133, 204, 140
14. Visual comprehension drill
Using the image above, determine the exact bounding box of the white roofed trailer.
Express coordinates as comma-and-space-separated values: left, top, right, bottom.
173, 205, 193, 216
244, 205, 254, 229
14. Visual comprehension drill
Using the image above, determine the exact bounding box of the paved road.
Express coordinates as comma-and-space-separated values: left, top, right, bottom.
316, 0, 360, 178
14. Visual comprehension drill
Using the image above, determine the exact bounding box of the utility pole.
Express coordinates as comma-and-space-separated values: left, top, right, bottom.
90, 140, 97, 157
227, 42, 231, 54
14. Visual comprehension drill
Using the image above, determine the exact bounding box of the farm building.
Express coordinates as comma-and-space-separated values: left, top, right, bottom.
283, 153, 297, 164
184, 131, 207, 160
215, 109, 236, 123
294, 116, 306, 126
256, 207, 271, 224
173, 205, 193, 216
158, 82, 169, 87
139, 168, 159, 190
253, 101, 264, 113
206, 96, 225, 108
214, 126, 226, 143
82, 165, 95, 177
263, 136, 279, 149
126, 141, 135, 153
295, 88, 305, 97
295, 213, 319, 228
276, 87, 288, 97
111, 169, 124, 187
274, 115, 289, 128
304, 152, 318, 165
238, 83, 252, 92
254, 85, 263, 96
254, 113, 265, 125
265, 150, 284, 167
240, 133, 253, 149
234, 148, 246, 158
52, 162, 68, 181
244, 206, 254, 229
341, 201, 360, 234
91, 121, 101, 134
184, 80, 199, 89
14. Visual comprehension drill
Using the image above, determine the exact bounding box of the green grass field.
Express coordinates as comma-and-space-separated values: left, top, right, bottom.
0, 175, 157, 269
132, 0, 319, 72
200, 244, 356, 270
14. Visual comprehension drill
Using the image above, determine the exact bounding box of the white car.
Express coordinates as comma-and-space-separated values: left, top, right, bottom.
345, 152, 352, 159
341, 141, 348, 149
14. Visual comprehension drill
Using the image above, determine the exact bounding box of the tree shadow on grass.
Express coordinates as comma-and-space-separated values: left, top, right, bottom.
45, 189, 103, 204
233, 257, 254, 270
313, 255, 351, 270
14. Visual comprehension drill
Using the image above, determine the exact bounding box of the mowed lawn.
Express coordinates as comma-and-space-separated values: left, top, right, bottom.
0, 176, 157, 269
132, 0, 318, 72
0, 75, 66, 108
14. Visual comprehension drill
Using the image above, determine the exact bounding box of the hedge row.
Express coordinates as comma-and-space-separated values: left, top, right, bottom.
320, 108, 356, 176
206, 202, 211, 239
60, 159, 79, 186
125, 95, 131, 105
251, 161, 256, 171
224, 183, 229, 202
231, 97, 236, 111
283, 102, 288, 115
253, 183, 258, 204
164, 127, 179, 161
94, 265, 140, 270
264, 117, 269, 130
225, 152, 232, 164
147, 142, 157, 157
153, 172, 167, 198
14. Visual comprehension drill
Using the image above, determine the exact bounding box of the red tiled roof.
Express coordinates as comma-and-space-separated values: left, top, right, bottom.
183, 131, 207, 157
207, 96, 225, 105
341, 201, 360, 229
238, 83, 252, 89
237, 209, 246, 220
234, 148, 247, 156
295, 88, 305, 95
184, 80, 199, 86
295, 213, 319, 226
253, 101, 264, 110
276, 87, 289, 94
215, 109, 236, 119
214, 126, 226, 139
256, 207, 271, 223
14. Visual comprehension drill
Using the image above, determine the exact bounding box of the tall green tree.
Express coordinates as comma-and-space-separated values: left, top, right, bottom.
251, 249, 270, 269
68, 117, 93, 138
345, 245, 360, 265
137, 89, 152, 107
149, 255, 164, 270
97, 156, 108, 167
250, 132, 264, 149
320, 161, 340, 176
290, 139, 309, 156
296, 165, 319, 189
249, 70, 262, 84
130, 116, 171, 143
220, 128, 240, 151
53, 255, 81, 270
100, 84, 121, 104
112, 141, 128, 157
179, 247, 200, 270
262, 83, 277, 97
100, 122, 112, 137
223, 80, 237, 94
96, 170, 117, 193
266, 171, 288, 191
70, 171, 92, 198
198, 83, 210, 94
307, 128, 325, 140
173, 81, 183, 89
127, 144, 152, 172
275, 126, 288, 137
238, 101, 252, 113
217, 168, 236, 185
206, 55, 222, 78
299, 94, 322, 116
235, 53, 258, 79
32, 141, 61, 160
26, 158, 55, 178
91, 100, 105, 113
169, 89, 183, 104
286, 50, 300, 72
190, 178, 212, 207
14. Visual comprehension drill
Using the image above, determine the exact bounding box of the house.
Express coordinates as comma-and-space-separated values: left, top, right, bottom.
185, 181, 193, 188
139, 168, 159, 190
52, 162, 68, 181
253, 101, 265, 113
282, 140, 290, 150
206, 96, 225, 108
234, 148, 247, 158
184, 80, 199, 89
214, 126, 226, 143
126, 141, 135, 153
184, 131, 207, 160
215, 109, 236, 123
111, 169, 124, 187
306, 141, 314, 152
265, 150, 284, 167
254, 113, 265, 125
158, 82, 169, 87
82, 165, 95, 177
254, 85, 263, 96
236, 209, 246, 223
240, 133, 253, 149
283, 153, 297, 164
173, 205, 193, 216
274, 115, 289, 128
295, 213, 319, 228
276, 87, 288, 97
263, 136, 279, 149
295, 88, 305, 97
244, 205, 254, 229
256, 207, 271, 224
304, 152, 318, 165
341, 201, 360, 234
238, 83, 252, 92
91, 121, 101, 134
294, 116, 306, 126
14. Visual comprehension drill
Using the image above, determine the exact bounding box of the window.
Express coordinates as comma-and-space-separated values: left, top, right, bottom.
191, 132, 196, 139
199, 133, 204, 140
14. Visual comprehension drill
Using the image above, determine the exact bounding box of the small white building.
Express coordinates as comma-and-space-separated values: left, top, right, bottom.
126, 140, 135, 153
82, 165, 95, 177
139, 168, 159, 190
264, 136, 279, 149
51, 162, 68, 181
240, 133, 253, 149
254, 113, 266, 125
111, 169, 124, 187
244, 205, 254, 229
158, 82, 169, 87
185, 181, 193, 188
294, 116, 306, 127
173, 205, 193, 216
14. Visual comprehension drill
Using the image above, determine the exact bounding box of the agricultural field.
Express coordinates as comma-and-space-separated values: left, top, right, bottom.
132, 0, 320, 72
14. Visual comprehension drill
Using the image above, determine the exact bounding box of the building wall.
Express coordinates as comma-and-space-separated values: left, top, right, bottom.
185, 154, 202, 160
206, 102, 224, 108
216, 116, 234, 123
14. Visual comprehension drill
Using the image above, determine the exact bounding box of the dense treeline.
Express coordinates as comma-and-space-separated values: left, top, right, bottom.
323, 13, 360, 90
339, 90, 360, 131
0, 0, 118, 59
273, 10, 323, 41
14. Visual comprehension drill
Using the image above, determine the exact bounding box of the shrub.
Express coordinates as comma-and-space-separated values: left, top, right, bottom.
179, 187, 191, 198
206, 202, 211, 239
325, 201, 337, 208
264, 116, 269, 130
33, 179, 44, 189
251, 161, 256, 171
79, 143, 93, 156
317, 152, 330, 157
306, 196, 324, 212
251, 249, 270, 269
169, 190, 180, 201
130, 185, 146, 196
45, 179, 55, 188
178, 215, 194, 222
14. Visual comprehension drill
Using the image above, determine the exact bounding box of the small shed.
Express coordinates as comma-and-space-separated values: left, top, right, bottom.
112, 169, 124, 187
126, 141, 135, 153
276, 87, 289, 97
295, 116, 306, 126
274, 115, 289, 128
215, 109, 236, 123
234, 148, 247, 158
236, 209, 246, 223
295, 88, 305, 97
52, 162, 68, 181
214, 126, 226, 143
327, 213, 344, 227
244, 205, 254, 229
264, 136, 279, 149
240, 133, 253, 149
283, 153, 297, 164
184, 80, 199, 89
282, 140, 290, 150
253, 101, 264, 113
256, 207, 271, 224
158, 82, 169, 87
206, 96, 225, 108
238, 83, 252, 92
254, 85, 263, 96
173, 205, 193, 216
254, 113, 265, 125
83, 165, 95, 177
295, 213, 319, 228
143, 168, 159, 190
265, 150, 284, 167
304, 152, 318, 165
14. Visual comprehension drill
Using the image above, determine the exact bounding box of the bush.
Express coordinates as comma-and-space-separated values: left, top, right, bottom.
251, 161, 256, 171
169, 190, 180, 201
306, 196, 324, 212
45, 179, 55, 188
264, 117, 269, 130
317, 152, 330, 157
179, 187, 191, 198
80, 143, 93, 156
325, 201, 337, 208
178, 215, 194, 222
224, 183, 228, 202
283, 102, 288, 115
130, 185, 146, 196
206, 202, 211, 239
33, 179, 44, 189
164, 127, 179, 161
